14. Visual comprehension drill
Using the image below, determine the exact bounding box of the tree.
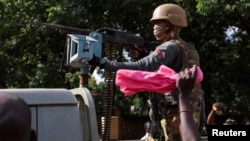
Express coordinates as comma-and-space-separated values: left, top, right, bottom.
194, 0, 250, 115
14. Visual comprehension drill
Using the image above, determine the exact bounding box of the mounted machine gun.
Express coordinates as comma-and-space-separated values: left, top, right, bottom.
29, 19, 160, 141
29, 19, 159, 69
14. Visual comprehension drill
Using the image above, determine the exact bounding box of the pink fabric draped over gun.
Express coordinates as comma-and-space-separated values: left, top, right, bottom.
115, 65, 203, 96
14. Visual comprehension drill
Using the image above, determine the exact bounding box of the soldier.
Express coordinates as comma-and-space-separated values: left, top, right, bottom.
89, 3, 204, 141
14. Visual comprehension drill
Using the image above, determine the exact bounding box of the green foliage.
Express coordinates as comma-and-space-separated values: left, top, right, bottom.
192, 0, 250, 116
87, 77, 106, 115
65, 71, 79, 88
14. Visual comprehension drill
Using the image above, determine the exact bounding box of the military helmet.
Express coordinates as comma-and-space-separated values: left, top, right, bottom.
150, 4, 187, 27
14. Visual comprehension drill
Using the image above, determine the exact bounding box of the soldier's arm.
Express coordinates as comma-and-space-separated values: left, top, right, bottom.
176, 65, 202, 141
89, 41, 181, 73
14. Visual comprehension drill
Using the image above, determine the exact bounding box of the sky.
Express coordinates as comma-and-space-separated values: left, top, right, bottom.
92, 69, 105, 84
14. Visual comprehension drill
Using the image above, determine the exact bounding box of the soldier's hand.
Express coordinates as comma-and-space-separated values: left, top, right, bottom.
88, 54, 106, 69
131, 45, 147, 60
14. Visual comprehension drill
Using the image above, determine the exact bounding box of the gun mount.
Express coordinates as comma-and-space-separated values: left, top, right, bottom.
66, 33, 102, 68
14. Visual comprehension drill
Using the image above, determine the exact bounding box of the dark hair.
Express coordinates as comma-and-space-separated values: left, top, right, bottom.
0, 93, 32, 141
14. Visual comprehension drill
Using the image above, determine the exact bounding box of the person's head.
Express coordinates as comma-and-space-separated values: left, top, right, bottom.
150, 3, 187, 42
144, 121, 151, 133
245, 121, 250, 125
243, 117, 250, 125
0, 92, 35, 141
223, 117, 237, 125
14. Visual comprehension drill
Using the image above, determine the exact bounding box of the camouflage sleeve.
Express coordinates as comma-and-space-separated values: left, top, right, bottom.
104, 41, 181, 72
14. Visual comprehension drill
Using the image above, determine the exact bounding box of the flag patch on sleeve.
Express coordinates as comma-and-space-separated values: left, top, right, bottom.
152, 49, 163, 59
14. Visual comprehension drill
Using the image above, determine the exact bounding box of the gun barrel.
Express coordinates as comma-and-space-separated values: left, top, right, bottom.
29, 20, 91, 35
29, 20, 160, 49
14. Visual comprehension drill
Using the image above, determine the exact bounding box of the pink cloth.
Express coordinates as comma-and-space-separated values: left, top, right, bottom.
115, 65, 203, 96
